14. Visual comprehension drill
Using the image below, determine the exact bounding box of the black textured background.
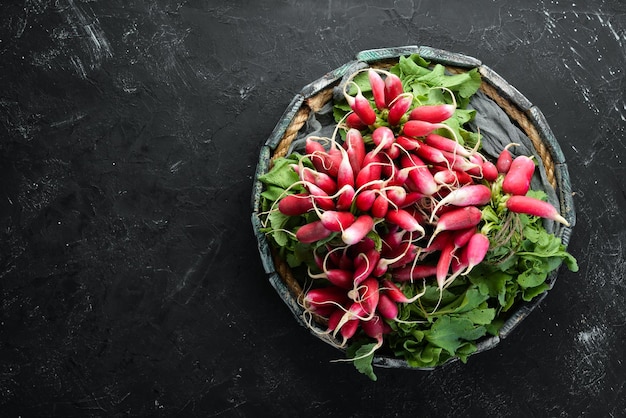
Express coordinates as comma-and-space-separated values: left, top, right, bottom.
1, 1, 625, 416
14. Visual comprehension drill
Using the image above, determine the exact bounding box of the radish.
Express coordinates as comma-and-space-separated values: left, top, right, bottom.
409, 103, 455, 124
371, 126, 395, 151
376, 293, 398, 320
325, 269, 354, 289
436, 240, 456, 289
402, 120, 440, 137
392, 264, 438, 282
387, 93, 413, 126
460, 232, 490, 274
335, 184, 356, 211
304, 286, 349, 313
371, 190, 390, 218
355, 189, 377, 212
346, 112, 367, 130
430, 184, 491, 220
296, 220, 333, 244
429, 206, 482, 247
319, 210, 356, 232
341, 215, 375, 245
496, 142, 520, 174
385, 208, 425, 234
345, 128, 366, 174
386, 186, 407, 207
452, 226, 478, 249
400, 154, 438, 196
424, 133, 471, 157
502, 155, 535, 196
298, 167, 337, 195
395, 135, 421, 151
384, 73, 403, 107
344, 84, 377, 126
304, 182, 335, 211
305, 139, 340, 177
368, 69, 386, 110
353, 248, 380, 285
278, 193, 314, 216
480, 160, 498, 182
506, 195, 570, 226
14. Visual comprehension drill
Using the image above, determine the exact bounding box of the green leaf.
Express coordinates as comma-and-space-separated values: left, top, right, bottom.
349, 343, 378, 381
426, 316, 487, 356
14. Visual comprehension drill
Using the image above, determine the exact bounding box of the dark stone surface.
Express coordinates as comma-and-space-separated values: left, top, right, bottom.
1, 1, 624, 416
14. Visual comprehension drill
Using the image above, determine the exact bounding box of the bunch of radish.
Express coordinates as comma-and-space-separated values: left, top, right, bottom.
265, 68, 569, 359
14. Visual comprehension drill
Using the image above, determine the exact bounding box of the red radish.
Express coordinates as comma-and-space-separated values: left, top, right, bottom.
461, 232, 490, 274
436, 240, 456, 289
372, 126, 395, 150
385, 208, 425, 234
392, 263, 438, 282
345, 129, 366, 174
353, 248, 380, 285
278, 193, 314, 216
304, 182, 335, 211
386, 143, 401, 160
430, 206, 482, 246
424, 133, 471, 157
319, 210, 356, 232
453, 226, 478, 249
400, 154, 438, 196
430, 184, 491, 219
304, 286, 349, 313
305, 139, 340, 177
355, 277, 380, 315
409, 103, 456, 123
355, 189, 377, 211
335, 184, 356, 211
440, 149, 480, 173
345, 88, 377, 126
346, 112, 367, 130
384, 73, 403, 107
336, 148, 355, 189
400, 191, 424, 208
502, 155, 535, 195
371, 190, 390, 218
339, 318, 360, 340
415, 142, 449, 166
296, 220, 332, 243
368, 69, 386, 110
376, 294, 398, 320
387, 93, 413, 126
341, 215, 375, 245
395, 135, 421, 151
402, 120, 440, 137
386, 186, 407, 207
480, 160, 498, 182
325, 269, 354, 289
380, 279, 413, 303
496, 142, 520, 174
295, 166, 337, 195
506, 195, 570, 226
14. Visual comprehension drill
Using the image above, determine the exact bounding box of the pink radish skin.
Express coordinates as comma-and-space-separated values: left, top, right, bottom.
502, 155, 535, 195
371, 190, 389, 219
496, 143, 519, 174
341, 215, 375, 245
386, 186, 407, 207
336, 149, 355, 189
392, 264, 438, 282
461, 233, 491, 274
298, 167, 337, 195
436, 240, 456, 289
345, 129, 366, 174
339, 317, 360, 340
424, 133, 471, 157
385, 208, 425, 234
481, 160, 498, 182
304, 286, 349, 312
431, 184, 491, 216
380, 279, 412, 303
400, 154, 438, 196
384, 73, 403, 107
372, 126, 395, 150
319, 210, 356, 232
432, 206, 483, 239
387, 94, 413, 126
278, 193, 314, 216
376, 294, 399, 320
395, 135, 421, 151
325, 269, 354, 289
355, 189, 377, 212
296, 220, 332, 244
305, 139, 340, 177
335, 184, 355, 211
346, 112, 367, 130
346, 90, 377, 126
453, 227, 478, 249
304, 182, 335, 211
409, 104, 456, 124
368, 69, 386, 110
506, 195, 570, 226
402, 120, 441, 137
356, 277, 380, 316
353, 248, 380, 285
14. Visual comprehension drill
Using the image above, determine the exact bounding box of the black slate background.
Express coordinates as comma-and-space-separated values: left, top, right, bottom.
1, 1, 625, 417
